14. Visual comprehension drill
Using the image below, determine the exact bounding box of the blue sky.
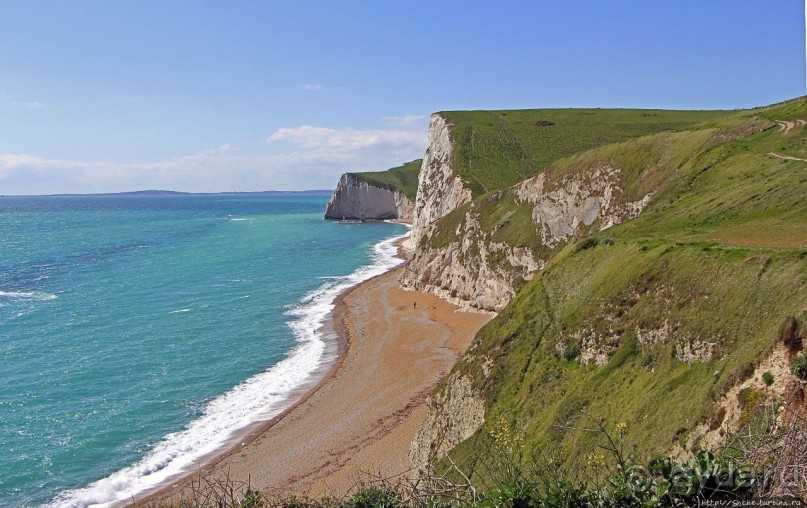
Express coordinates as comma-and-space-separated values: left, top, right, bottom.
0, 0, 804, 194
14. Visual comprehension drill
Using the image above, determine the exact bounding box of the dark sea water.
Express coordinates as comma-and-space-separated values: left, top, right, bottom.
0, 193, 407, 507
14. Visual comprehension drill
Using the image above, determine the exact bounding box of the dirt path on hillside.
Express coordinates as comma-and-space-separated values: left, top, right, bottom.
768, 152, 807, 162
776, 120, 795, 134
767, 119, 805, 161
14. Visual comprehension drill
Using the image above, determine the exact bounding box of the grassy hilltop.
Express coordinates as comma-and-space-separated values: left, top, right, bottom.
349, 159, 422, 201
341, 107, 730, 204
440, 108, 731, 197
424, 97, 807, 485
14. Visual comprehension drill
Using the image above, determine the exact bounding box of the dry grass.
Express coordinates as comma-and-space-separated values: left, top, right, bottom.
728, 408, 807, 502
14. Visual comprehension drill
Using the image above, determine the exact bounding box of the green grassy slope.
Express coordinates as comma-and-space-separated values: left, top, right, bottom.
431, 97, 807, 478
351, 159, 421, 201
452, 244, 805, 477
440, 108, 732, 197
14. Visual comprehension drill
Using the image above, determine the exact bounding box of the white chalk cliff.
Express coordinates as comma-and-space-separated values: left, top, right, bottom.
324, 174, 414, 221
410, 114, 473, 245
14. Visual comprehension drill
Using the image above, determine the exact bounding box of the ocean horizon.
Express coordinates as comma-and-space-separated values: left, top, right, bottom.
0, 193, 406, 507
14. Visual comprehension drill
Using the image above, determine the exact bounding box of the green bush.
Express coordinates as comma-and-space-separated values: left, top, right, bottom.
792, 353, 807, 379
479, 476, 539, 508
563, 344, 581, 361
240, 489, 264, 508
737, 387, 757, 409
762, 371, 774, 386
344, 487, 402, 508
575, 237, 600, 252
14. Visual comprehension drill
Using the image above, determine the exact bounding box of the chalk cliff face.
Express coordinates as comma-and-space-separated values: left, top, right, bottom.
513, 164, 652, 246
410, 114, 472, 245
324, 174, 414, 221
410, 373, 485, 471
401, 207, 544, 313
400, 160, 651, 313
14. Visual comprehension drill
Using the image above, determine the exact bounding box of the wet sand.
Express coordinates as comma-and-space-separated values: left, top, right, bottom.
138, 267, 491, 504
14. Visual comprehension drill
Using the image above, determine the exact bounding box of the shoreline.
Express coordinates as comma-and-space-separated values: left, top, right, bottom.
129, 269, 362, 506
52, 231, 408, 508
106, 233, 409, 506
136, 254, 491, 505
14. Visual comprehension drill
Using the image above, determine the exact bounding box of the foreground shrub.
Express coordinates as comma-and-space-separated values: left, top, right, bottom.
344, 487, 402, 508
792, 353, 807, 379
146, 410, 805, 507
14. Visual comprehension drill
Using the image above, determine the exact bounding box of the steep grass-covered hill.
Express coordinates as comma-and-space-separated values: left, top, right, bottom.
406, 97, 807, 480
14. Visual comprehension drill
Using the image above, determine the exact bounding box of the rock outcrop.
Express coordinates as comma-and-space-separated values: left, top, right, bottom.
403, 100, 807, 480
324, 174, 414, 221
410, 114, 472, 245
401, 205, 544, 312
513, 164, 652, 247
409, 373, 486, 470
400, 162, 652, 313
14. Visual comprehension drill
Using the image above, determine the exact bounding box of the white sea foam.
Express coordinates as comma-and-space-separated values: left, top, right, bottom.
47, 229, 409, 508
169, 308, 191, 314
0, 290, 57, 301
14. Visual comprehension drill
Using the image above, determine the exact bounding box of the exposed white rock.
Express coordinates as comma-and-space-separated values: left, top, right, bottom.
400, 210, 544, 313
402, 161, 653, 313
410, 373, 486, 471
410, 114, 472, 245
637, 320, 672, 346
674, 343, 801, 460
675, 338, 717, 363
324, 173, 414, 221
601, 193, 653, 231
577, 330, 621, 366
514, 164, 653, 248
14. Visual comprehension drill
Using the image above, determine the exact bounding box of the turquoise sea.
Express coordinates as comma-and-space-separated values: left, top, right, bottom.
0, 193, 407, 507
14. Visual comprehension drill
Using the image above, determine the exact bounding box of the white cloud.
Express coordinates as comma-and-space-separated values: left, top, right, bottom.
0, 146, 248, 194
268, 125, 424, 151
382, 114, 428, 126
0, 88, 46, 109
0, 119, 431, 195
297, 83, 346, 92
0, 153, 51, 168
1, 144, 231, 172
0, 132, 427, 195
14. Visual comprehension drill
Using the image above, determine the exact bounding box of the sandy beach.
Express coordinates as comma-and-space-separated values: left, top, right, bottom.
138, 267, 491, 504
